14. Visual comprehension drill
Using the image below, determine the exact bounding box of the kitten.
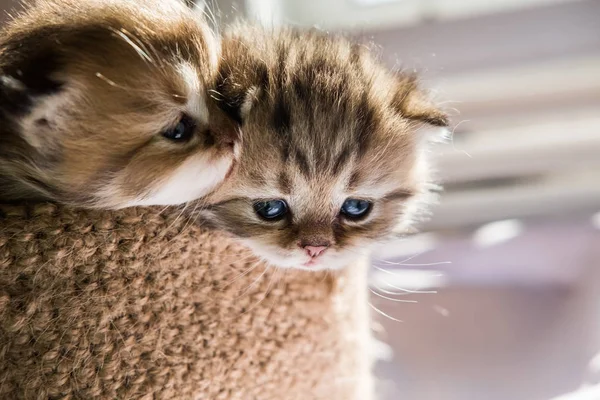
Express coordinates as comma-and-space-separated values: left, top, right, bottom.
201, 24, 449, 271
0, 0, 238, 209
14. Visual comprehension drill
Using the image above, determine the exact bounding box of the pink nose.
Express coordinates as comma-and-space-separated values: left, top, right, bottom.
304, 245, 328, 258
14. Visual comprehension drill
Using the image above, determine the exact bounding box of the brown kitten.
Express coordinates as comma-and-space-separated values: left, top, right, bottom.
0, 0, 238, 208
201, 24, 449, 270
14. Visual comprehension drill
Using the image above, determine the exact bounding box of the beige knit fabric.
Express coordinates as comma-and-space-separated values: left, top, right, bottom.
0, 203, 373, 400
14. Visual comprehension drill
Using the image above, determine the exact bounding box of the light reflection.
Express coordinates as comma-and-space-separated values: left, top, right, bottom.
472, 219, 524, 248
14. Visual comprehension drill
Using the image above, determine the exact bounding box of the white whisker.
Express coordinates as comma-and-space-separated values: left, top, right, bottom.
373, 267, 438, 294
111, 28, 154, 64
370, 285, 412, 296
370, 289, 417, 303
369, 302, 403, 323
381, 261, 451, 267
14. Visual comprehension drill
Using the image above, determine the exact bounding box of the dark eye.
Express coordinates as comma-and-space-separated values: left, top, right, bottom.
254, 200, 288, 221
340, 198, 372, 220
162, 114, 196, 142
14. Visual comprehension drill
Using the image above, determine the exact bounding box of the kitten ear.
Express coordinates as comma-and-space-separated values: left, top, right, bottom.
214, 68, 262, 124
391, 74, 449, 128
0, 25, 72, 156
0, 32, 64, 116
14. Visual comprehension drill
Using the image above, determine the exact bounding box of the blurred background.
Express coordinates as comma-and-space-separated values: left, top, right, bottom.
2, 0, 599, 398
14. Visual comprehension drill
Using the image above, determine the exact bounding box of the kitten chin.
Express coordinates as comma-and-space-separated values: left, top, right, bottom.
238, 238, 373, 271
201, 23, 449, 271
0, 0, 239, 209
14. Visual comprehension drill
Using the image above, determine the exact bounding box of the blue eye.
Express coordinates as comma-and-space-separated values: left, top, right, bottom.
254, 200, 288, 221
162, 114, 196, 142
340, 198, 372, 219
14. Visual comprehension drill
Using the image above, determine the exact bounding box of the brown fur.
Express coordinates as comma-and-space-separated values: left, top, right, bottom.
0, 0, 238, 208
0, 2, 447, 269
201, 24, 449, 270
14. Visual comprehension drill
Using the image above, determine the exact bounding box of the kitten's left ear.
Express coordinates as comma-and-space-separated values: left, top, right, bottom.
0, 29, 65, 118
391, 75, 449, 128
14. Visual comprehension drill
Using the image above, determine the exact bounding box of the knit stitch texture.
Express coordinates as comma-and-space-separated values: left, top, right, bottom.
0, 204, 373, 399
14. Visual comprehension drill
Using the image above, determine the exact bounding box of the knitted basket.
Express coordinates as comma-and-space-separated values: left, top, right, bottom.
0, 203, 373, 399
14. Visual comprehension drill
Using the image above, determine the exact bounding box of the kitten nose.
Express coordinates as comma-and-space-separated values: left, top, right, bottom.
304, 245, 329, 258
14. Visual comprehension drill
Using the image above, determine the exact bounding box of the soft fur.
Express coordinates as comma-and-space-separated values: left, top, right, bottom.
201, 24, 449, 270
1, 1, 446, 270
0, 0, 238, 208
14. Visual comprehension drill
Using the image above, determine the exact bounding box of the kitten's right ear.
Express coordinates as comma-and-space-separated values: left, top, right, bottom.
391, 74, 449, 128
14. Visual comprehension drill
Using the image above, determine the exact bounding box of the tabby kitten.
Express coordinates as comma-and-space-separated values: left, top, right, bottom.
0, 0, 237, 208
202, 24, 449, 270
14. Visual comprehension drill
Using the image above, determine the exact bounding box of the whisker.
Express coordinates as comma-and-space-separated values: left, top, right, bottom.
447, 119, 472, 158
319, 268, 331, 283
370, 288, 417, 303
262, 267, 287, 322
369, 302, 403, 323
373, 266, 439, 294
178, 200, 203, 236
380, 261, 452, 267
370, 249, 425, 265
235, 264, 269, 298
110, 28, 154, 64
232, 267, 280, 319
219, 261, 261, 290
94, 72, 163, 95
370, 284, 412, 296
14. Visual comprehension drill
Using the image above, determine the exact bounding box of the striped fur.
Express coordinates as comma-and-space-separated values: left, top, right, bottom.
202, 24, 449, 270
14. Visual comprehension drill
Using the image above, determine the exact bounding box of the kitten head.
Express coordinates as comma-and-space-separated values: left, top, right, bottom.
0, 0, 238, 208
202, 26, 449, 270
